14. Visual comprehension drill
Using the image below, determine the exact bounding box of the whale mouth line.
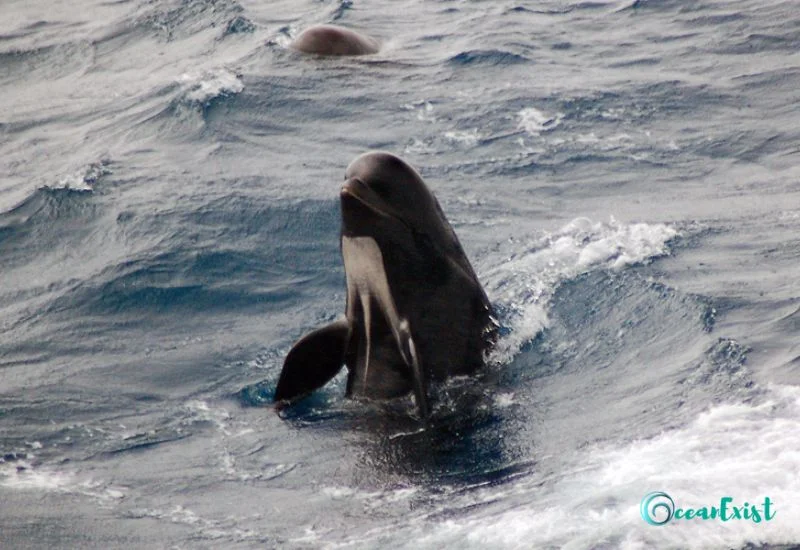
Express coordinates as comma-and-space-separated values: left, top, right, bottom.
341, 187, 415, 237
340, 180, 394, 221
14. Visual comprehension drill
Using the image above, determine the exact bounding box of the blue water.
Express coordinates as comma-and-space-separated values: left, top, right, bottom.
2, 1, 799, 548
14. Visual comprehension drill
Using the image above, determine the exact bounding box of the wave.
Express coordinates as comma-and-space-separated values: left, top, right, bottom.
482, 217, 678, 363
0, 168, 106, 225
222, 15, 256, 37
60, 250, 301, 315
176, 68, 244, 107
133, 0, 248, 43
120, 67, 244, 139
39, 197, 341, 317
0, 34, 94, 84
517, 107, 564, 135
447, 49, 529, 67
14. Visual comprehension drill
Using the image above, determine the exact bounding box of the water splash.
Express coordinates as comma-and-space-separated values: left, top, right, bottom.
483, 217, 678, 363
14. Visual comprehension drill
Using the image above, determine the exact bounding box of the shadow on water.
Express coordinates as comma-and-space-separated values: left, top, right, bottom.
355, 403, 530, 489
238, 372, 532, 489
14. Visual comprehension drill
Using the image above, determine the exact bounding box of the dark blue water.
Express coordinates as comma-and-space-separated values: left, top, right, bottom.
2, 1, 799, 548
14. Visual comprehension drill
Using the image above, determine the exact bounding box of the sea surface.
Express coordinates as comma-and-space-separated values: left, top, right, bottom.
1, 1, 799, 548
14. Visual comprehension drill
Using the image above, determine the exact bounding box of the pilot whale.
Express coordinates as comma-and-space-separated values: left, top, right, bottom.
289, 24, 380, 56
274, 152, 496, 418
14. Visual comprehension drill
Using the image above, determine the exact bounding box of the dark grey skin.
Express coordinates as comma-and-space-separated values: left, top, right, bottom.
274, 152, 497, 418
289, 24, 379, 56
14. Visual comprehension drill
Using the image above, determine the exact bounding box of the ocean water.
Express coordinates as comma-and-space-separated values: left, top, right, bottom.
1, 0, 799, 548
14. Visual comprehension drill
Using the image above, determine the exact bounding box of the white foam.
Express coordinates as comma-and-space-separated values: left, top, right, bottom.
483, 217, 677, 363
184, 400, 232, 435
443, 129, 481, 148
219, 450, 295, 482
130, 505, 262, 541
52, 173, 93, 192
517, 107, 563, 135
321, 485, 418, 506
178, 68, 243, 105
275, 26, 295, 49
494, 392, 517, 408
408, 384, 800, 549
0, 460, 126, 503
404, 137, 436, 155
403, 100, 437, 122
46, 161, 110, 192
0, 460, 74, 491
322, 486, 359, 499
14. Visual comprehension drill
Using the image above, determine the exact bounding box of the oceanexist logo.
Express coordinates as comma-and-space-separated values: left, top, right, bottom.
640, 492, 776, 525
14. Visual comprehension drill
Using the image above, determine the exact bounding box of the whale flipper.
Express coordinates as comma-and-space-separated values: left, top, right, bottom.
397, 320, 429, 419
274, 319, 351, 405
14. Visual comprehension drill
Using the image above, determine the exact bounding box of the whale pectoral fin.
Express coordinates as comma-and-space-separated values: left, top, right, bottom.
274, 319, 351, 406
397, 320, 430, 420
